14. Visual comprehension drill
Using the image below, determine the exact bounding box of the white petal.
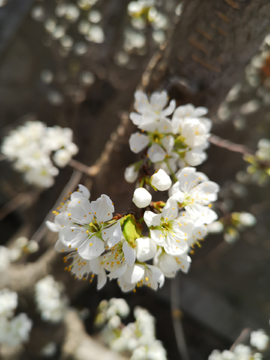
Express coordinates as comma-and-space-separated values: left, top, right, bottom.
161, 135, 174, 154
185, 149, 207, 166
46, 220, 60, 232
97, 268, 107, 290
68, 198, 92, 223
194, 107, 208, 117
124, 264, 144, 284
91, 194, 114, 222
159, 253, 178, 273
103, 221, 122, 247
144, 211, 161, 227
161, 99, 176, 117
134, 90, 150, 113
136, 237, 157, 262
162, 198, 178, 220
150, 229, 166, 246
54, 239, 70, 253
130, 112, 143, 126
60, 227, 88, 248
108, 263, 127, 279
78, 236, 104, 259
129, 132, 149, 153
164, 233, 188, 256
186, 204, 218, 225
150, 91, 167, 111
123, 241, 136, 266
70, 185, 90, 200
148, 264, 164, 288
148, 144, 166, 163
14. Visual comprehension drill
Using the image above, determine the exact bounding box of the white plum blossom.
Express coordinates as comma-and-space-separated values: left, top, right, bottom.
133, 188, 152, 208
144, 198, 193, 256
171, 104, 211, 134
154, 248, 191, 277
128, 91, 212, 171
118, 263, 164, 292
130, 90, 176, 130
103, 238, 136, 281
151, 169, 172, 191
129, 130, 173, 163
171, 167, 219, 225
250, 330, 269, 351
57, 193, 122, 260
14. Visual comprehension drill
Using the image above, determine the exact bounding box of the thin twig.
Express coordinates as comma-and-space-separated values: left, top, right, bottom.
69, 159, 93, 176
0, 191, 40, 221
230, 328, 251, 351
32, 170, 83, 242
209, 135, 254, 156
171, 274, 190, 360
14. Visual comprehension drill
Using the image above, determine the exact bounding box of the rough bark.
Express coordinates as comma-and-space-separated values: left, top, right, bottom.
145, 0, 270, 111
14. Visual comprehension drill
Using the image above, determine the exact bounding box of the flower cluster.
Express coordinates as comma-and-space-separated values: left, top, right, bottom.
48, 165, 219, 292
209, 329, 269, 360
127, 90, 211, 182
46, 89, 220, 293
241, 138, 270, 186
35, 275, 68, 323
208, 212, 256, 244
0, 289, 32, 346
95, 298, 167, 360
0, 237, 39, 272
1, 121, 78, 187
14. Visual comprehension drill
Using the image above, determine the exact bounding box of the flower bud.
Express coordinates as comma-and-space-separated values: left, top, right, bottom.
132, 188, 152, 208
238, 212, 256, 227
136, 237, 157, 262
151, 169, 172, 191
124, 165, 138, 183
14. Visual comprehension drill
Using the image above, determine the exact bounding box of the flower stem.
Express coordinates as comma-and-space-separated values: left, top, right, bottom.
165, 159, 177, 182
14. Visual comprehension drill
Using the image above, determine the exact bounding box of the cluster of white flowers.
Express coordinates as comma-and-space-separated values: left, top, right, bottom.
209, 329, 269, 360
35, 275, 68, 323
240, 138, 270, 186
1, 121, 78, 187
0, 289, 32, 346
208, 212, 257, 244
127, 90, 211, 182
96, 298, 167, 360
46, 89, 220, 293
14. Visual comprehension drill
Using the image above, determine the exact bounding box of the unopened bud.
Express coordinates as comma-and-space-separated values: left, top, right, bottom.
124, 165, 138, 183
151, 169, 172, 191
132, 188, 152, 208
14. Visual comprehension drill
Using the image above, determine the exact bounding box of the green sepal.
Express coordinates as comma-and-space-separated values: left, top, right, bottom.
122, 214, 141, 247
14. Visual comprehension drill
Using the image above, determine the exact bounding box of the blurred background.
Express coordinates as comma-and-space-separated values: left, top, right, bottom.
0, 0, 270, 359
